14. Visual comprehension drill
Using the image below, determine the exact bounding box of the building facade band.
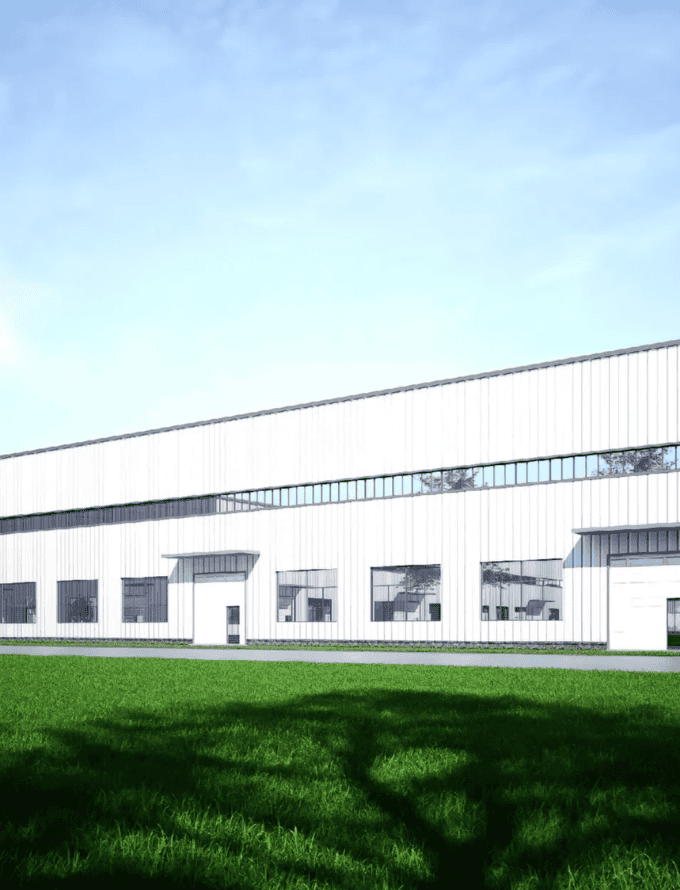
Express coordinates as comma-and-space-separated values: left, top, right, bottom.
1, 339, 680, 651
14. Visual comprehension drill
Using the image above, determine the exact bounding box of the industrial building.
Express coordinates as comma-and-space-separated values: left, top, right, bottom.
1, 338, 680, 651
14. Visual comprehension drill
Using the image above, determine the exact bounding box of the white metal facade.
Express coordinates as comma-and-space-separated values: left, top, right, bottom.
1, 339, 680, 649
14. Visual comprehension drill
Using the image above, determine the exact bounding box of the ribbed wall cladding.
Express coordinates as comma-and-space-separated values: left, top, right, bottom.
0, 340, 679, 647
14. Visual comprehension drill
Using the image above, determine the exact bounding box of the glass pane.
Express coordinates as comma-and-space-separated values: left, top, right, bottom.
483, 466, 493, 487
357, 479, 365, 499
347, 480, 356, 500
494, 465, 504, 486
384, 476, 393, 497
586, 455, 599, 477
393, 475, 403, 496
330, 483, 338, 502
375, 478, 384, 497
663, 446, 677, 471
314, 485, 321, 504
505, 464, 516, 485
339, 482, 348, 500
574, 456, 586, 478
538, 460, 549, 482
305, 485, 314, 504
550, 459, 561, 481
366, 478, 374, 498
412, 474, 423, 494
515, 463, 527, 485
403, 475, 412, 495
527, 461, 538, 483
562, 457, 574, 480
322, 484, 330, 502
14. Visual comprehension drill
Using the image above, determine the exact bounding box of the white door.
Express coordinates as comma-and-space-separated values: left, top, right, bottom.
194, 572, 246, 646
609, 563, 680, 651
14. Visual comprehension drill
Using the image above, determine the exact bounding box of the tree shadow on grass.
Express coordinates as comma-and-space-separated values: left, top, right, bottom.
0, 672, 679, 889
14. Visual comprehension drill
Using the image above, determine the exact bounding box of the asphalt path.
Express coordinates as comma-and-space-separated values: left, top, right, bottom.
1, 646, 680, 672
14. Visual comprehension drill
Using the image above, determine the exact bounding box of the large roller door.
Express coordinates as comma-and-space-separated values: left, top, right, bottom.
608, 555, 680, 651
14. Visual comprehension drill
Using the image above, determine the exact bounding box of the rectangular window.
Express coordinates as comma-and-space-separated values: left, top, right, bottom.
305, 485, 313, 505
527, 461, 538, 483
516, 463, 527, 485
122, 577, 168, 623
322, 484, 330, 503
347, 481, 356, 500
494, 465, 505, 486
313, 485, 321, 504
481, 559, 562, 621
57, 580, 98, 624
663, 446, 677, 472
330, 483, 338, 502
586, 455, 599, 477
357, 479, 365, 499
393, 475, 403, 496
0, 582, 37, 624
384, 476, 393, 497
403, 474, 413, 495
562, 457, 574, 480
371, 565, 441, 622
276, 569, 337, 622
339, 481, 348, 501
505, 464, 516, 486
574, 456, 586, 478
550, 459, 561, 481
375, 477, 384, 498
538, 460, 549, 482
365, 478, 374, 499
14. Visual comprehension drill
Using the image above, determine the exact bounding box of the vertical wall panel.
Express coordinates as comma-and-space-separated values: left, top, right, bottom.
668, 346, 679, 444
629, 351, 641, 446
464, 378, 482, 468
513, 372, 532, 460
554, 364, 574, 458
543, 364, 556, 457
479, 376, 491, 466
651, 348, 665, 446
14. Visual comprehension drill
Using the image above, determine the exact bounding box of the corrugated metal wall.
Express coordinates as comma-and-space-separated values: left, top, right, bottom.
0, 344, 678, 517
1, 471, 679, 644
0, 342, 679, 644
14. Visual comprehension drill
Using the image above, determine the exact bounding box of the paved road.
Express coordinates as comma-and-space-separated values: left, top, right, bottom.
1, 646, 680, 672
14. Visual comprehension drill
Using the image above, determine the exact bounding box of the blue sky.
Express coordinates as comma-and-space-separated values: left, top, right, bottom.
1, 0, 679, 456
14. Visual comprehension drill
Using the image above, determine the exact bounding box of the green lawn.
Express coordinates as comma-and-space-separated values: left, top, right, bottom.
0, 656, 679, 888
0, 638, 679, 655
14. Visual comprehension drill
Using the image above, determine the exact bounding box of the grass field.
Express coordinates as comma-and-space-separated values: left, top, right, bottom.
0, 656, 679, 888
0, 639, 679, 655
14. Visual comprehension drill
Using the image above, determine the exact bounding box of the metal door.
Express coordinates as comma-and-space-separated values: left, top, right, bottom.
227, 605, 240, 644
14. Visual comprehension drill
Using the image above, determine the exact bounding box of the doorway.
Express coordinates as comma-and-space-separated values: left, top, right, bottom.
608, 556, 680, 650
194, 572, 246, 646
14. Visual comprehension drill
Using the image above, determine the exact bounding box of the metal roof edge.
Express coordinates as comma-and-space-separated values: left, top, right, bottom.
3, 337, 680, 461
573, 522, 680, 534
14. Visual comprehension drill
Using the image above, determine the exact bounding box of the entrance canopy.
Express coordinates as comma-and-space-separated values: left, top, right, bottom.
573, 523, 680, 534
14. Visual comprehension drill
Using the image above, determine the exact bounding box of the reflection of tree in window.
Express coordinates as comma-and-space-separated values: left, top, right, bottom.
481, 560, 562, 620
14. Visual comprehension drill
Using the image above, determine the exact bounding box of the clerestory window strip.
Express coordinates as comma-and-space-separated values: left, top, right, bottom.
0, 443, 678, 536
